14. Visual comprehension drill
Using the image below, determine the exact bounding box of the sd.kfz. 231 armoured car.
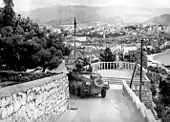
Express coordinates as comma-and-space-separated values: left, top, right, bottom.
68, 71, 109, 98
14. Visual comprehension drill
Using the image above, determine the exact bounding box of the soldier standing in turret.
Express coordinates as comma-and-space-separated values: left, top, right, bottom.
88, 63, 93, 72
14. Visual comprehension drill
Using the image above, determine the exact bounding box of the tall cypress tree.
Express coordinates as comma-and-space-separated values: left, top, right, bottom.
100, 47, 116, 62
2, 0, 15, 26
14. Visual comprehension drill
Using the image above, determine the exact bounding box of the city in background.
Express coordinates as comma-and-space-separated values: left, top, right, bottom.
0, 0, 170, 122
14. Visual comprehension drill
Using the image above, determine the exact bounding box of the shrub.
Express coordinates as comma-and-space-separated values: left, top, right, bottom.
0, 70, 57, 87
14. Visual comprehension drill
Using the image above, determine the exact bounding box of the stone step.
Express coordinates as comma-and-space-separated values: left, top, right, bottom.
109, 81, 123, 85
103, 80, 123, 85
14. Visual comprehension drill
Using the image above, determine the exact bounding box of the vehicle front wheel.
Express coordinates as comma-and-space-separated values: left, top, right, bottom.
101, 89, 106, 98
80, 88, 85, 98
74, 88, 79, 96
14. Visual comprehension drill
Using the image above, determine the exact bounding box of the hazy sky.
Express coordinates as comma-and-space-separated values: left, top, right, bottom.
1, 0, 170, 12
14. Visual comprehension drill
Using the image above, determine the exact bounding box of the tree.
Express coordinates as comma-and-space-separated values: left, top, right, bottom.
100, 47, 116, 62
62, 46, 72, 56
1, 0, 15, 27
0, 0, 71, 72
32, 47, 62, 72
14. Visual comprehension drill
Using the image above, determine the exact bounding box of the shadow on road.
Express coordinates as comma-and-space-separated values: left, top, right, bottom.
70, 93, 104, 100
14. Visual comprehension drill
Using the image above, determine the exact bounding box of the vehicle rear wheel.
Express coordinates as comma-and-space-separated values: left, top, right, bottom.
74, 88, 79, 96
80, 88, 85, 98
70, 85, 74, 94
101, 89, 106, 98
77, 88, 81, 96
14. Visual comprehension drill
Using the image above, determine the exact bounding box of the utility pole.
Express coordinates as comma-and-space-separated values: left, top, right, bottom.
74, 17, 77, 59
103, 31, 106, 48
130, 62, 137, 88
139, 38, 144, 101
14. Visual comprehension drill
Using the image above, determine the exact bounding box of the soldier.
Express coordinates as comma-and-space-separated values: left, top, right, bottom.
88, 63, 93, 72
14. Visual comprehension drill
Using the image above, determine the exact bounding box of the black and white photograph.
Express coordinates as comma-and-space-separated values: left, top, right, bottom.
0, 0, 170, 121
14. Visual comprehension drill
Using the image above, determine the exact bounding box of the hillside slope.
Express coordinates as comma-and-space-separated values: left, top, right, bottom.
21, 5, 121, 25
145, 14, 170, 25
20, 5, 170, 25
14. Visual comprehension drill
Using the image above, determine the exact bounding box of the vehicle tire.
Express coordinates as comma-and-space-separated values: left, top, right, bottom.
80, 88, 85, 98
74, 88, 79, 96
77, 88, 81, 96
101, 89, 106, 98
70, 85, 74, 94
69, 84, 71, 93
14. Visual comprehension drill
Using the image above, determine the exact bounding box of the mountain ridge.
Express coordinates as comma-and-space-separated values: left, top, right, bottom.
145, 14, 170, 25
20, 5, 170, 25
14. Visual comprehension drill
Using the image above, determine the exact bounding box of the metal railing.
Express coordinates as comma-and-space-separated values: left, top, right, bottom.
84, 61, 149, 80
83, 61, 151, 91
83, 61, 136, 71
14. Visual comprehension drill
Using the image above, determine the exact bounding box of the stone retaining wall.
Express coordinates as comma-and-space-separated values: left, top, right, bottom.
126, 80, 153, 109
122, 80, 160, 122
0, 73, 69, 122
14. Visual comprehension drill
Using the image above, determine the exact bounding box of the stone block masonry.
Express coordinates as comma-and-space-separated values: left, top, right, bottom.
122, 80, 160, 122
0, 73, 70, 122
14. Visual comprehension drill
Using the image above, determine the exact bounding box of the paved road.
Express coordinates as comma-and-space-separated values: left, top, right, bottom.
97, 70, 133, 78
57, 85, 145, 122
97, 69, 143, 80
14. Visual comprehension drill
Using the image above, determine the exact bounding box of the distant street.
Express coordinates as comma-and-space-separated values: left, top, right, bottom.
57, 85, 145, 122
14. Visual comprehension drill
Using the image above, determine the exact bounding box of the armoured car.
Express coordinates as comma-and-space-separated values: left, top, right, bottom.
68, 71, 109, 98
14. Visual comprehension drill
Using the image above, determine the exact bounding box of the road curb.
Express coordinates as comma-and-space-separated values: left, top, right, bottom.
122, 80, 160, 122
